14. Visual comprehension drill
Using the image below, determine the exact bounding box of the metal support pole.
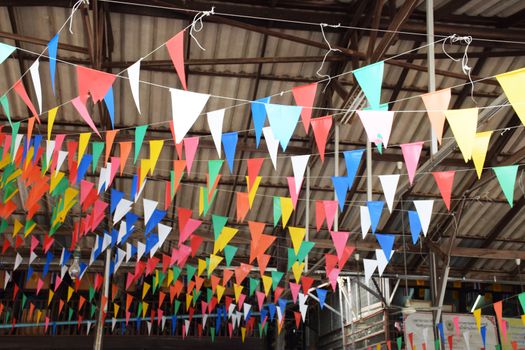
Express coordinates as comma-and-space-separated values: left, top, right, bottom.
93, 248, 111, 350
305, 166, 310, 273
338, 278, 347, 349
427, 0, 438, 155
334, 124, 339, 232
366, 141, 372, 201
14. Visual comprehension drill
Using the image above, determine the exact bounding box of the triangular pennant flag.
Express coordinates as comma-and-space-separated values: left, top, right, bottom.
360, 206, 371, 239
332, 176, 349, 211
400, 142, 424, 185
316, 288, 327, 309
289, 227, 306, 255
310, 115, 332, 161
353, 61, 384, 109
292, 83, 317, 133
29, 59, 42, 114
444, 108, 478, 162
367, 201, 384, 234
343, 149, 365, 188
494, 165, 518, 207
262, 126, 279, 170
291, 155, 309, 194
496, 68, 525, 126
375, 234, 395, 262
413, 200, 433, 237
363, 258, 378, 284
207, 109, 224, 157
330, 231, 350, 260
127, 59, 142, 114
472, 131, 492, 179
421, 88, 451, 144
72, 97, 100, 137
265, 104, 302, 151
134, 125, 148, 163
432, 171, 455, 211
170, 88, 210, 143
408, 210, 422, 244
222, 132, 238, 173
14, 80, 39, 123
149, 139, 165, 174
247, 158, 264, 190
0, 43, 15, 63
166, 30, 187, 90
251, 97, 271, 147
357, 110, 395, 148
76, 66, 116, 103
183, 137, 198, 175
379, 174, 399, 213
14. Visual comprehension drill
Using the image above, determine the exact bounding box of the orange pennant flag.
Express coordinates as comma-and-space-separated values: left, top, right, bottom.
105, 130, 119, 164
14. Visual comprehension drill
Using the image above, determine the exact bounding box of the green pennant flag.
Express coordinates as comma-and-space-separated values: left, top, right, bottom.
518, 292, 525, 314
495, 345, 501, 350
264, 321, 268, 335
202, 187, 217, 216
273, 196, 281, 227
494, 165, 518, 207
206, 288, 213, 303
271, 271, 284, 291
90, 304, 97, 318
211, 327, 215, 342
0, 220, 7, 234
397, 336, 402, 350
137, 302, 143, 318
92, 142, 104, 171
186, 265, 196, 281
224, 245, 238, 267
152, 275, 158, 294
174, 299, 181, 315
10, 121, 20, 158
68, 308, 74, 321
157, 271, 166, 288
434, 338, 440, 350
249, 277, 260, 296
258, 323, 263, 338
296, 241, 315, 263
193, 289, 200, 306
5, 310, 10, 323
208, 160, 224, 191
172, 266, 182, 282
287, 248, 297, 271
1, 95, 11, 125
88, 287, 95, 302
212, 215, 228, 240
134, 125, 148, 163
21, 294, 27, 309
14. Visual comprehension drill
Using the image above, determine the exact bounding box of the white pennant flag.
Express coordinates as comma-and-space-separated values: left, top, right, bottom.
126, 243, 132, 262
29, 59, 42, 113
114, 199, 132, 224
114, 248, 126, 272
414, 200, 434, 237
14, 253, 22, 271
102, 233, 112, 252
298, 293, 308, 322
111, 318, 118, 332
228, 303, 236, 318
291, 155, 310, 194
157, 223, 172, 248
375, 249, 388, 277
45, 140, 55, 171
161, 316, 167, 331
117, 221, 127, 244
97, 166, 107, 193
276, 305, 283, 323
127, 59, 142, 114
463, 331, 470, 350
262, 126, 279, 170
55, 151, 68, 176
202, 313, 208, 329
135, 178, 147, 202
29, 251, 37, 265
207, 109, 225, 157
86, 321, 93, 335
363, 258, 378, 284
357, 110, 395, 148
147, 321, 152, 335
243, 303, 252, 320
137, 242, 146, 261
13, 134, 23, 160
143, 199, 157, 224
360, 206, 371, 239
170, 88, 210, 143
4, 271, 10, 289
184, 319, 190, 335
60, 265, 68, 279
379, 174, 400, 213
423, 327, 430, 348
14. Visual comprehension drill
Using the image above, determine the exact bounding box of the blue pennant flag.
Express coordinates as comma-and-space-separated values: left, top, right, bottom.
216, 308, 222, 331
353, 61, 384, 109
110, 189, 125, 215
437, 322, 445, 342
332, 176, 349, 211
171, 315, 177, 335
104, 86, 115, 129
278, 298, 288, 314
268, 303, 276, 321
343, 149, 365, 188
33, 135, 42, 163
375, 233, 395, 262
76, 154, 92, 183
52, 322, 57, 335
222, 131, 238, 173
316, 288, 328, 309
26, 266, 34, 282
260, 308, 268, 322
79, 262, 88, 279
130, 174, 138, 201
43, 251, 53, 277
48, 34, 59, 93
367, 201, 384, 233
265, 103, 302, 151
145, 209, 166, 235
480, 325, 486, 348
60, 249, 71, 266
111, 228, 119, 248
408, 210, 422, 244
251, 96, 271, 147
131, 244, 137, 257
145, 234, 159, 255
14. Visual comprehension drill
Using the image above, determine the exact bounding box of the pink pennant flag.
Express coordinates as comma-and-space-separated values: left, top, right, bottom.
289, 282, 301, 304
13, 80, 40, 123
328, 268, 340, 291
310, 115, 332, 161
76, 66, 116, 104
166, 30, 187, 90
400, 141, 424, 185
453, 316, 460, 336
256, 291, 265, 310
36, 278, 44, 295
287, 176, 301, 209
315, 200, 325, 232
323, 200, 338, 231
330, 231, 350, 260
292, 83, 317, 133
72, 97, 101, 137
421, 88, 451, 145
179, 219, 202, 245
183, 137, 199, 175
432, 171, 455, 211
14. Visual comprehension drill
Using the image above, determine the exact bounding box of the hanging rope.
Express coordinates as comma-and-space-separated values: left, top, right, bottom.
69, 0, 89, 34
442, 34, 475, 102
316, 23, 341, 92
190, 7, 215, 51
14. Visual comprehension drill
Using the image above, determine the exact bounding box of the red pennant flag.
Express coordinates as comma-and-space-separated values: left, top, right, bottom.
94, 273, 104, 291
190, 235, 204, 257
274, 286, 284, 302
315, 200, 326, 232
294, 311, 302, 329
339, 245, 355, 268
310, 115, 332, 161
105, 130, 118, 164
301, 276, 314, 293
166, 30, 187, 90
12, 283, 19, 300
247, 158, 265, 190
257, 254, 270, 275
76, 66, 116, 103
325, 253, 338, 275
14, 80, 40, 123
292, 83, 317, 133
222, 269, 234, 287
236, 192, 250, 222
432, 171, 455, 211
2, 236, 10, 254
177, 207, 193, 234
494, 300, 503, 324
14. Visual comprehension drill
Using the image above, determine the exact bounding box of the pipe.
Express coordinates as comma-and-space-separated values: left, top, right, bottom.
305, 166, 310, 273
426, 0, 438, 155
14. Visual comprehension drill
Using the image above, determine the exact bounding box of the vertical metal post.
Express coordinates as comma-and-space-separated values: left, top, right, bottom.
334, 124, 339, 232
305, 166, 310, 273
338, 278, 347, 349
427, 0, 438, 155
366, 141, 372, 201
93, 248, 111, 350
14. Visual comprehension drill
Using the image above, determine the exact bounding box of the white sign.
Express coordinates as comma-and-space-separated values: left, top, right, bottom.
502, 318, 525, 350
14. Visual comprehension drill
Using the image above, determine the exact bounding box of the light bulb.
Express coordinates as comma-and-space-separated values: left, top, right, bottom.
69, 256, 80, 280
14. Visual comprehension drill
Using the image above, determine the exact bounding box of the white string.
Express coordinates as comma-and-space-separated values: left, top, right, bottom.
442, 34, 475, 102
189, 7, 215, 51
69, 0, 89, 34
316, 23, 341, 92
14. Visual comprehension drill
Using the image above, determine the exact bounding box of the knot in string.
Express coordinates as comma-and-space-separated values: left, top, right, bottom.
442, 34, 475, 102
316, 23, 341, 92
69, 0, 89, 34
190, 7, 215, 51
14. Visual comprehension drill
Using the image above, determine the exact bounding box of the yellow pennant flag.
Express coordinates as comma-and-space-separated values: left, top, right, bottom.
214, 227, 238, 254
139, 158, 151, 187
13, 219, 22, 237
262, 275, 272, 296
36, 309, 42, 323
241, 326, 246, 343
142, 282, 150, 299
472, 131, 492, 179
149, 140, 164, 175
216, 285, 225, 303
473, 308, 481, 332
277, 318, 284, 334
291, 261, 305, 282
246, 176, 262, 208
78, 132, 91, 162
377, 344, 381, 350
208, 254, 223, 277
24, 221, 36, 238
167, 269, 174, 286
288, 227, 306, 254
142, 301, 149, 318
114, 303, 120, 316
233, 283, 244, 302
50, 172, 65, 193
444, 108, 478, 162
67, 286, 74, 302
496, 68, 525, 125
197, 258, 207, 277
48, 290, 54, 305
280, 197, 294, 228
521, 314, 525, 327
198, 187, 204, 216
185, 293, 193, 311
47, 106, 58, 141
